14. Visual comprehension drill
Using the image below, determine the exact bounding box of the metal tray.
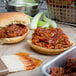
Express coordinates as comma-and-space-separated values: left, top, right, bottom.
41, 45, 76, 76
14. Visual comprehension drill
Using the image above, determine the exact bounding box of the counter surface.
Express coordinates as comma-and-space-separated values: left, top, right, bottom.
0, 24, 76, 76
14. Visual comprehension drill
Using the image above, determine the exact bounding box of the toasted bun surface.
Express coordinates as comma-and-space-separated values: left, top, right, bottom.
27, 39, 74, 55
0, 28, 29, 44
0, 12, 30, 28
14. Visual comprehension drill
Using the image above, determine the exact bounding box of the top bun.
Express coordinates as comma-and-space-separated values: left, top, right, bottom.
0, 12, 30, 28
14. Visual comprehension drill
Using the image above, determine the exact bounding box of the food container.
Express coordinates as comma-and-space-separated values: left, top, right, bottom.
6, 5, 38, 16
41, 45, 76, 76
4, 0, 39, 16
46, 0, 76, 25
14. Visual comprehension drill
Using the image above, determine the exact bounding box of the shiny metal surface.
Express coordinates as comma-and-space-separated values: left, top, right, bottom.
6, 5, 38, 16
3, 0, 39, 16
0, 0, 48, 16
41, 45, 76, 76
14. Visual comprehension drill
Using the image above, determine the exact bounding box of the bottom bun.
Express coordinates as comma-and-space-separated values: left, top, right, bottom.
0, 29, 29, 44
27, 39, 74, 55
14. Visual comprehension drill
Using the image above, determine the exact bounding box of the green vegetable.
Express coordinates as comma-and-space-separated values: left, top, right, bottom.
28, 15, 49, 28
38, 21, 48, 27
9, 0, 38, 7
9, 0, 36, 4
29, 12, 43, 29
28, 16, 32, 21
28, 13, 57, 29
43, 16, 57, 28
41, 23, 49, 28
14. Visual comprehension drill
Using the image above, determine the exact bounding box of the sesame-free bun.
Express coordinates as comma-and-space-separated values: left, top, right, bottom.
0, 12, 30, 28
27, 39, 74, 55
0, 28, 29, 44
0, 12, 30, 44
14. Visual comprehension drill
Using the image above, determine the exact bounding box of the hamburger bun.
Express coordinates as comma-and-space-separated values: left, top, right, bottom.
0, 12, 30, 44
0, 12, 30, 28
27, 39, 74, 55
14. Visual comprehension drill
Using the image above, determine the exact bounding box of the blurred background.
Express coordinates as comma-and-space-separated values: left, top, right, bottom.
0, 0, 76, 26
0, 0, 48, 16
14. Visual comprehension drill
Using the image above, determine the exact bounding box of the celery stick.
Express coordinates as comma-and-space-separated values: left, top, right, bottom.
41, 23, 49, 28
28, 15, 49, 28
28, 16, 32, 21
29, 12, 43, 29
43, 16, 57, 28
38, 21, 48, 27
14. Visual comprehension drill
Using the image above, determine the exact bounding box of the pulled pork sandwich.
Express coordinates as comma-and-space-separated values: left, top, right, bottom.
0, 12, 30, 44
27, 28, 74, 55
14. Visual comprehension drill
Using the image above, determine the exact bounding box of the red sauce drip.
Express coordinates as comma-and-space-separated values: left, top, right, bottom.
15, 52, 42, 70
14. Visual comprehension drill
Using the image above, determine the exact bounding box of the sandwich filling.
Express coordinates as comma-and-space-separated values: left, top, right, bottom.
50, 58, 76, 76
32, 28, 72, 49
0, 24, 28, 38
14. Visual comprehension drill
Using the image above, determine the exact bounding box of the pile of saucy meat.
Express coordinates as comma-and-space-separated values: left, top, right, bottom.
51, 58, 76, 76
0, 24, 28, 38
32, 28, 72, 49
